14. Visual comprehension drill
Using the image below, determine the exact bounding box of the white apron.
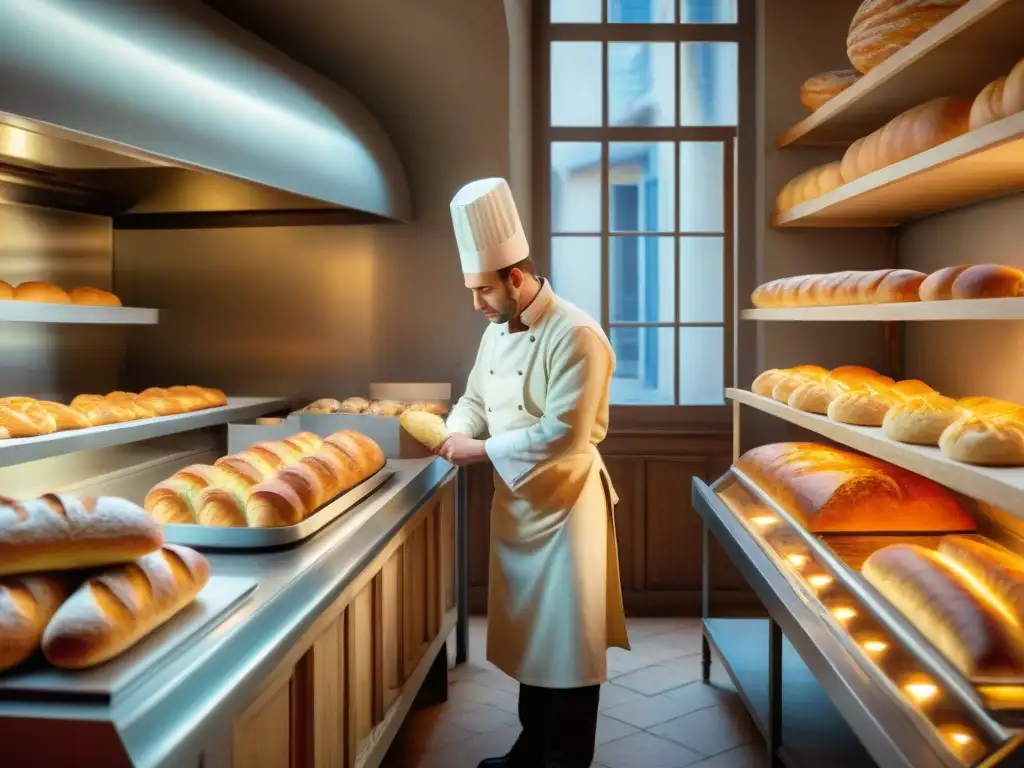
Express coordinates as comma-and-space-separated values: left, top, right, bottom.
481, 327, 629, 689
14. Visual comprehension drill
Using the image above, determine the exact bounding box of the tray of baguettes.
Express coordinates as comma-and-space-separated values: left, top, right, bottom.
0, 493, 254, 692
147, 428, 397, 549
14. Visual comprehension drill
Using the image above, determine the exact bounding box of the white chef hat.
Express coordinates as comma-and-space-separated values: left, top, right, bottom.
450, 177, 529, 288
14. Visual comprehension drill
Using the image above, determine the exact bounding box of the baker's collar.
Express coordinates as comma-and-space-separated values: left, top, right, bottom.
519, 277, 554, 328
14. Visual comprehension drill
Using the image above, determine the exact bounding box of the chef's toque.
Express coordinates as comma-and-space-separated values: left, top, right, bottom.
450, 177, 530, 287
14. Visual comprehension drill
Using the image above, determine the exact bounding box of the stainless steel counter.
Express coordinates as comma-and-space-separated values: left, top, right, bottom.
0, 456, 456, 768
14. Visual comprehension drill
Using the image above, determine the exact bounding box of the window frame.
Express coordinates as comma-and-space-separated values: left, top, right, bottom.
534, 0, 753, 428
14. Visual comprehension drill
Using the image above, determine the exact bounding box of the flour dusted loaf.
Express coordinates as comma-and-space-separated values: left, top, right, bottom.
42, 544, 210, 669
940, 407, 1024, 467
846, 0, 968, 74
788, 366, 892, 414
0, 495, 163, 576
828, 379, 935, 427
883, 393, 960, 444
800, 70, 861, 112
863, 542, 1024, 680
0, 575, 69, 671
400, 410, 448, 452
734, 442, 974, 533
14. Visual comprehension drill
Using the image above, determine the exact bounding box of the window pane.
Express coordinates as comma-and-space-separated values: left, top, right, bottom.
679, 42, 738, 126
609, 43, 675, 126
611, 326, 674, 405
680, 0, 737, 23
678, 141, 723, 232
679, 237, 723, 322
551, 142, 603, 232
610, 236, 674, 322
551, 236, 601, 323
551, 42, 602, 127
608, 0, 674, 23
551, 0, 602, 22
678, 326, 724, 404
609, 142, 675, 233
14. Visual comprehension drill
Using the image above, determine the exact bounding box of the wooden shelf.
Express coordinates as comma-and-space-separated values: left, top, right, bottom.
741, 298, 1024, 322
0, 397, 287, 468
775, 112, 1024, 228
778, 0, 1024, 148
728, 388, 1024, 514
0, 302, 159, 325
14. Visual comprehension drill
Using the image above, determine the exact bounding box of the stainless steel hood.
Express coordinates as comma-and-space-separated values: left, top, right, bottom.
0, 0, 412, 222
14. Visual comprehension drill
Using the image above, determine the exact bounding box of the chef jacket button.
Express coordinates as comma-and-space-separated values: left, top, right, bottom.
518, 405, 523, 411
500, 332, 505, 336
518, 371, 523, 376
530, 335, 536, 342
488, 407, 492, 412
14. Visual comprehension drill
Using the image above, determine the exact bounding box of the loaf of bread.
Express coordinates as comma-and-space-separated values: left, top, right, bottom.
42, 544, 210, 669
0, 399, 59, 438
340, 397, 371, 413
0, 280, 12, 301
847, 0, 968, 74
750, 269, 926, 308
146, 430, 383, 527
300, 398, 342, 414
950, 265, 1024, 299
406, 401, 450, 416
1004, 57, 1024, 119
367, 399, 405, 416
828, 379, 935, 427
0, 495, 163, 576
13, 281, 70, 304
735, 442, 974, 533
751, 365, 827, 398
0, 575, 70, 671
939, 536, 1024, 627
800, 70, 862, 112
400, 411, 448, 451
940, 409, 1024, 467
883, 393, 960, 444
775, 162, 845, 214
971, 77, 1008, 131
68, 286, 121, 307
788, 366, 892, 414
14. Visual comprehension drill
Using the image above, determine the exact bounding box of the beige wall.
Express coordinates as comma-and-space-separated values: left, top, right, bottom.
115, 0, 522, 400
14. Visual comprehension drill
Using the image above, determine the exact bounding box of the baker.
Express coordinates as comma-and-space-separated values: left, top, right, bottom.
439, 177, 629, 768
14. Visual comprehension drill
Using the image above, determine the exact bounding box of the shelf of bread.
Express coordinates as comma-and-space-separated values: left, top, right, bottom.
782, 0, 1024, 147
742, 298, 1024, 322
0, 280, 157, 324
776, 110, 1024, 227
0, 494, 254, 680
0, 395, 287, 468
146, 428, 392, 548
711, 451, 1020, 761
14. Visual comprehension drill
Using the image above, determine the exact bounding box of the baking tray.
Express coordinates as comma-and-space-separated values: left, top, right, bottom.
0, 574, 257, 705
161, 467, 396, 550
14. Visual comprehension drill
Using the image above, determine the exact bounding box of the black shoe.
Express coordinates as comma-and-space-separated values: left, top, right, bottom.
476, 756, 518, 767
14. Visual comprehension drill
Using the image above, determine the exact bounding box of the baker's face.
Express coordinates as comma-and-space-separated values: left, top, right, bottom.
468, 273, 520, 324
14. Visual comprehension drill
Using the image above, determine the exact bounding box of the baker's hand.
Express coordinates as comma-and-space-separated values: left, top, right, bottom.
438, 432, 488, 466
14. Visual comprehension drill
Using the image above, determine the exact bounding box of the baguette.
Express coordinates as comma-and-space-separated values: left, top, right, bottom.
42, 545, 210, 669
0, 495, 163, 576
0, 575, 70, 671
863, 543, 1024, 680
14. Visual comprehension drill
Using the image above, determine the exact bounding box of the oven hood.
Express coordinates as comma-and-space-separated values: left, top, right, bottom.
0, 0, 412, 222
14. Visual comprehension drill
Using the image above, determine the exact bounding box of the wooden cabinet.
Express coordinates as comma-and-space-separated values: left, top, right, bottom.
232, 478, 457, 768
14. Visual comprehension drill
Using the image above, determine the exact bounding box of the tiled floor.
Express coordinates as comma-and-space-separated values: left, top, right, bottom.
383, 617, 767, 767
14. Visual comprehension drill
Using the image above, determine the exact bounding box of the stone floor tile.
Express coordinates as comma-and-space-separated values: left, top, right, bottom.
595, 731, 703, 768
649, 702, 758, 757
613, 664, 698, 696
598, 682, 645, 711
602, 690, 716, 730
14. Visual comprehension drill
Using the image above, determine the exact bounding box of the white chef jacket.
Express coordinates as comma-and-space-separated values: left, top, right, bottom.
446, 279, 630, 688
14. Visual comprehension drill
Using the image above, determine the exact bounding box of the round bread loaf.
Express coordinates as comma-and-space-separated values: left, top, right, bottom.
69, 286, 121, 307
0, 280, 13, 301
847, 1, 968, 74
883, 394, 960, 444
339, 397, 370, 414
800, 70, 861, 112
13, 281, 69, 304
940, 413, 1024, 467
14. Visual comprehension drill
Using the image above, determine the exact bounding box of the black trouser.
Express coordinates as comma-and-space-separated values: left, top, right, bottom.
508, 683, 601, 767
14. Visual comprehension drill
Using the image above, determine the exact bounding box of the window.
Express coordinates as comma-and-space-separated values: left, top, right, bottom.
542, 0, 744, 412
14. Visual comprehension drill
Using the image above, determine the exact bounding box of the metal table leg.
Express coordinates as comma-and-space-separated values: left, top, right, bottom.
768, 618, 783, 767
455, 468, 470, 665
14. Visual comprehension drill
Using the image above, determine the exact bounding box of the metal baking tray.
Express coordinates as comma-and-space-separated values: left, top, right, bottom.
161, 467, 396, 549
0, 574, 257, 705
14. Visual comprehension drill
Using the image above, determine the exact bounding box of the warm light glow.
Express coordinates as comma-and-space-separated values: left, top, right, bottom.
904, 681, 939, 703
935, 552, 1019, 628
832, 606, 857, 622
950, 732, 972, 746
862, 640, 887, 654
808, 574, 832, 589
751, 515, 777, 528
787, 553, 808, 568
978, 685, 1024, 707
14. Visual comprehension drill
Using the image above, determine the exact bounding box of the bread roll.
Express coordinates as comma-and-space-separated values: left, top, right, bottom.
245, 478, 306, 527
70, 395, 137, 426
42, 545, 210, 669
406, 401, 449, 416
772, 368, 829, 404
800, 70, 862, 112
300, 398, 342, 415
299, 450, 359, 498
939, 536, 1024, 626
788, 366, 890, 414
940, 412, 1024, 467
735, 442, 974, 533
275, 462, 327, 514
193, 486, 247, 527
0, 575, 69, 671
13, 281, 70, 304
919, 265, 970, 301
326, 429, 387, 476
1002, 56, 1024, 119
862, 543, 1024, 680
951, 264, 1024, 299
847, 1, 968, 74
0, 280, 12, 300
0, 495, 163, 576
752, 369, 786, 397
0, 398, 58, 437
68, 286, 121, 307
106, 394, 158, 420
970, 77, 1007, 131
400, 411, 447, 452
340, 397, 371, 414
883, 394, 960, 445
367, 399, 405, 416
829, 379, 934, 426
144, 464, 226, 524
